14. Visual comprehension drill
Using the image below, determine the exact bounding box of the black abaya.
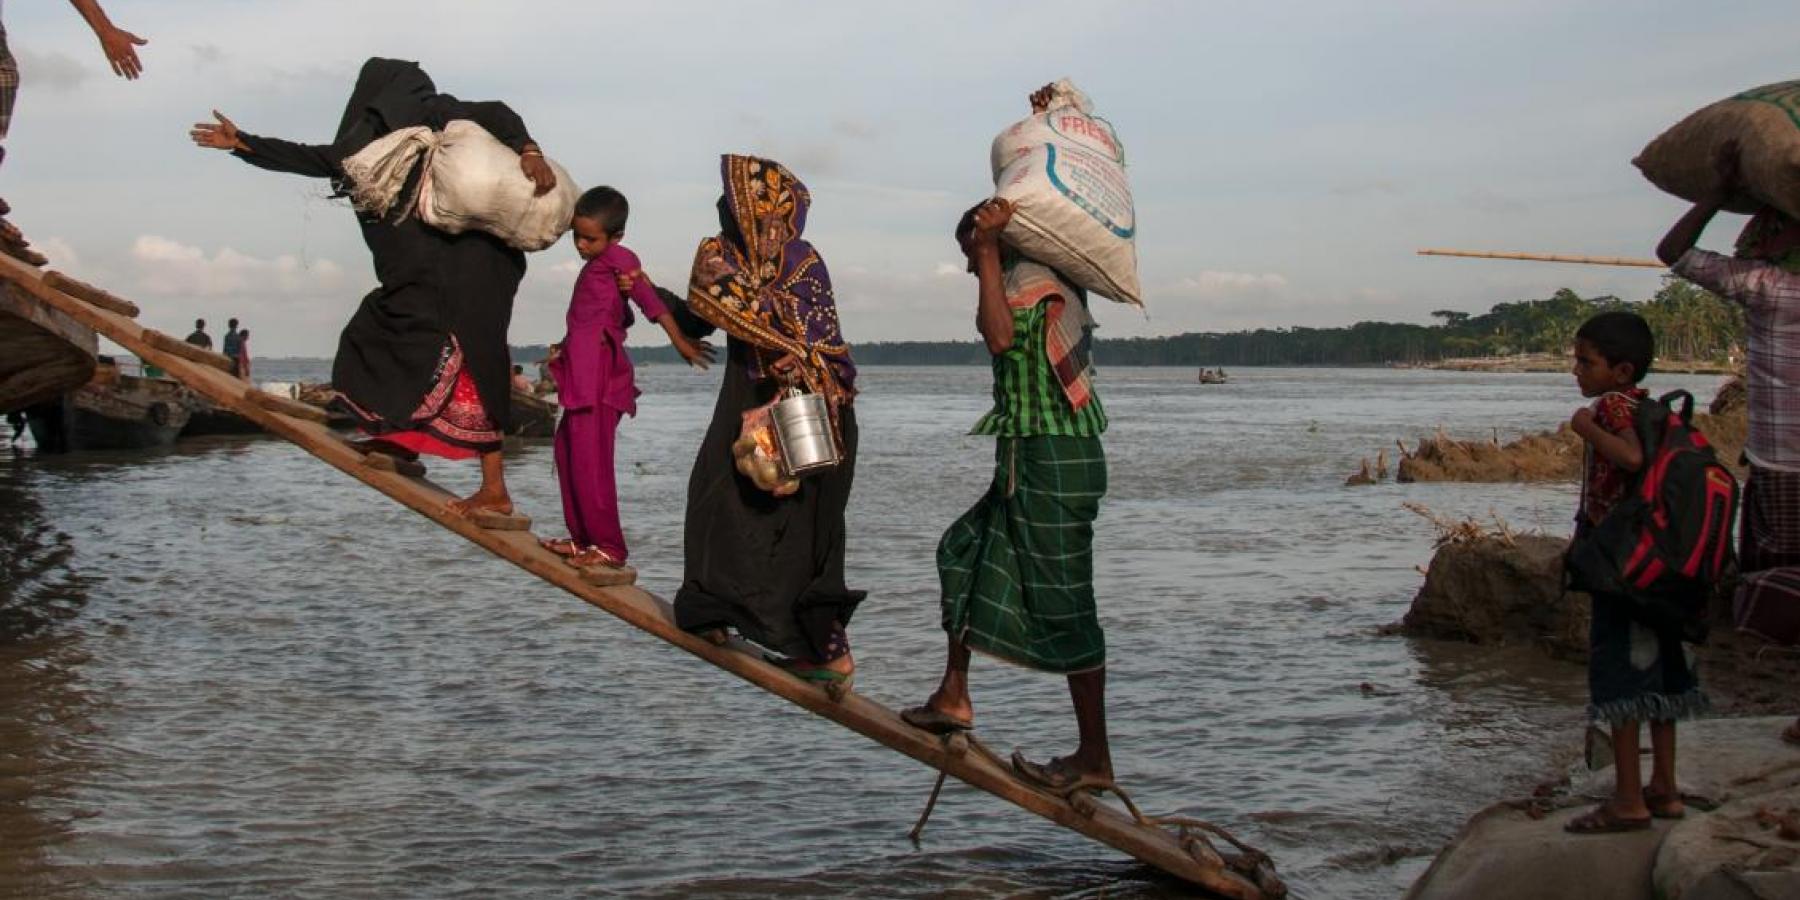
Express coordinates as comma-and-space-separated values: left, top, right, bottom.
674, 338, 865, 661
229, 58, 534, 435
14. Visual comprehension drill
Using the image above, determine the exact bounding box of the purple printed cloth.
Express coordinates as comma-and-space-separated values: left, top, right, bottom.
685, 155, 856, 406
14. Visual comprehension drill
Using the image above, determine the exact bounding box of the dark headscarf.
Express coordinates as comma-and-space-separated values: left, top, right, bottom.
333, 59, 436, 154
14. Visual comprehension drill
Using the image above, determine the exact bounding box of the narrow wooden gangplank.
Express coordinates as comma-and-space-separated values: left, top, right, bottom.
1417, 248, 1665, 268
0, 252, 1272, 899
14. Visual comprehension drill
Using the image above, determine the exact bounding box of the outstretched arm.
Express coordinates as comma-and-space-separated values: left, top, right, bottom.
191, 110, 337, 178
67, 0, 146, 80
1657, 140, 1739, 266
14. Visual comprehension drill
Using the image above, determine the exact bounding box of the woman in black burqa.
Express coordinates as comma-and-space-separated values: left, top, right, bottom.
189, 58, 554, 518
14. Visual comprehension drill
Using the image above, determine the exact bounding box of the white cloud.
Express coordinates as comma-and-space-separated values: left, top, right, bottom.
35, 237, 80, 269
129, 236, 344, 298
1164, 271, 1290, 299
12, 50, 92, 92
933, 262, 962, 277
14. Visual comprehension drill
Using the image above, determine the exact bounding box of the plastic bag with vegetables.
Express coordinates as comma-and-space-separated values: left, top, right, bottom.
733, 398, 800, 497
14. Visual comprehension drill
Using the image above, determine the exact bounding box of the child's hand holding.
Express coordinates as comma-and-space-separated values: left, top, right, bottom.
676, 336, 715, 370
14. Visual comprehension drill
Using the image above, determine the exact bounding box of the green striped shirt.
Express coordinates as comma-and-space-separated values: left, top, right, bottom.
972, 300, 1107, 437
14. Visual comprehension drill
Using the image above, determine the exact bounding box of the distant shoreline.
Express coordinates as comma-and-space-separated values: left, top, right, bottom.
1414, 353, 1733, 375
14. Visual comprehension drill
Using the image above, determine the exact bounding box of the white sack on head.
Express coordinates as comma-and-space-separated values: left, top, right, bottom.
340, 120, 579, 252
990, 78, 1140, 306
1635, 80, 1800, 222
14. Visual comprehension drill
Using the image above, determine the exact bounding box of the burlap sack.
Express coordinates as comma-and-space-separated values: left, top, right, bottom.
990, 79, 1141, 306
1635, 80, 1800, 220
341, 120, 577, 252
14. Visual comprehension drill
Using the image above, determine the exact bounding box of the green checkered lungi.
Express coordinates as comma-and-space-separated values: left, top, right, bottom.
938, 434, 1107, 674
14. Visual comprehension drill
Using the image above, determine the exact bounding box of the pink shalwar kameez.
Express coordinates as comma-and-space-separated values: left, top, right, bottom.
549, 244, 669, 561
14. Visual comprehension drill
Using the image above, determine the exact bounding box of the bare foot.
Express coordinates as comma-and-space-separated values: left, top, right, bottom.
921, 688, 974, 728
447, 487, 512, 518
784, 651, 854, 679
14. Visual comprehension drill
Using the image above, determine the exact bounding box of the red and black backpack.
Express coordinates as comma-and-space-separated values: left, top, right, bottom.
1565, 389, 1739, 641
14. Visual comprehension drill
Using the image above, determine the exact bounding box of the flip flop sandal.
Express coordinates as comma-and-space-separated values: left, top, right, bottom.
1010, 751, 1113, 797
1643, 791, 1688, 820
1563, 805, 1652, 834
901, 705, 973, 735
566, 547, 623, 568
764, 655, 855, 700
539, 537, 583, 557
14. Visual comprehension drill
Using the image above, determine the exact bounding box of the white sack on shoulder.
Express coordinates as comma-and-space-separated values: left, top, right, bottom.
339, 120, 578, 252
418, 120, 577, 252
340, 126, 435, 219
990, 78, 1140, 306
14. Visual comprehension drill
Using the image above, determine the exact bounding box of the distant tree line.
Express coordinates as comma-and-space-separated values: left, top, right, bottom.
513, 278, 1743, 368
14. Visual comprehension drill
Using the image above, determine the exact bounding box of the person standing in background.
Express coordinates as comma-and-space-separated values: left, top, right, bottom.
184, 318, 211, 349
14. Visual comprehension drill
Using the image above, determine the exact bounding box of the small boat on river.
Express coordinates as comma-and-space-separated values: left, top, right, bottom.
1198, 367, 1230, 384
26, 358, 191, 452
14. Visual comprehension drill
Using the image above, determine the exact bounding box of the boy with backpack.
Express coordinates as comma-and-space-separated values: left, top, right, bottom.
1654, 141, 1800, 746
1564, 311, 1712, 834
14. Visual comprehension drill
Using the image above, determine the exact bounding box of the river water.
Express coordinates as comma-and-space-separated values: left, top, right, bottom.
0, 365, 1729, 899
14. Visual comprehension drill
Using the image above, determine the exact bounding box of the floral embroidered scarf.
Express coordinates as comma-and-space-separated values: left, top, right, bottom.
687, 155, 857, 414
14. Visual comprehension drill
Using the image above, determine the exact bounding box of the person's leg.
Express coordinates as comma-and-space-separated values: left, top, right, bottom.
574, 407, 626, 561
1609, 718, 1649, 820
1066, 667, 1113, 781
917, 635, 974, 724
1646, 720, 1682, 815
449, 448, 512, 515
551, 412, 586, 546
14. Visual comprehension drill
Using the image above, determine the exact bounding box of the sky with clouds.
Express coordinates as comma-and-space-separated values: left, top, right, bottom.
4, 0, 1798, 356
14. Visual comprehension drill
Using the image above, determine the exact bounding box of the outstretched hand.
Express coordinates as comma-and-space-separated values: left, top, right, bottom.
1029, 83, 1056, 113
93, 22, 147, 79
678, 338, 716, 370
520, 145, 556, 196
189, 110, 246, 152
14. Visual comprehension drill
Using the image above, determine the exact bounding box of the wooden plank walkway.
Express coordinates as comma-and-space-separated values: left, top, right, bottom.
0, 251, 1277, 899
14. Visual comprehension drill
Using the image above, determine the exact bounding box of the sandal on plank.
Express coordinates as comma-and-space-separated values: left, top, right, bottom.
1642, 791, 1687, 820
566, 546, 624, 568
539, 537, 582, 557
901, 705, 973, 735
446, 499, 529, 531
1563, 805, 1652, 834
764, 655, 854, 699
577, 563, 637, 587
1010, 751, 1113, 797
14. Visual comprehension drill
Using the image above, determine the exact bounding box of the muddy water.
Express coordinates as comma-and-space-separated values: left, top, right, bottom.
0, 366, 1727, 898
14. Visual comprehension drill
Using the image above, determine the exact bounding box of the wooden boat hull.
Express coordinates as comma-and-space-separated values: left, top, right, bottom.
26, 368, 191, 452
0, 280, 97, 413
508, 390, 557, 438
179, 394, 266, 437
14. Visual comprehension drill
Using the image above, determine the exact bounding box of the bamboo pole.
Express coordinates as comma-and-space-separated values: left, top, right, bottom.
0, 251, 1271, 900
1417, 248, 1665, 268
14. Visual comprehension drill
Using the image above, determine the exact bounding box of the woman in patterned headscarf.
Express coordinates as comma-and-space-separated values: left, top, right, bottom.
674, 155, 863, 687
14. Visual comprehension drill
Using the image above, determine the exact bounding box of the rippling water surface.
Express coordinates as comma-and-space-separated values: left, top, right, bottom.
0, 365, 1728, 899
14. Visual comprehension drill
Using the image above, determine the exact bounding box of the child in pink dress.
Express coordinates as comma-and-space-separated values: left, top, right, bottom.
543, 187, 712, 569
